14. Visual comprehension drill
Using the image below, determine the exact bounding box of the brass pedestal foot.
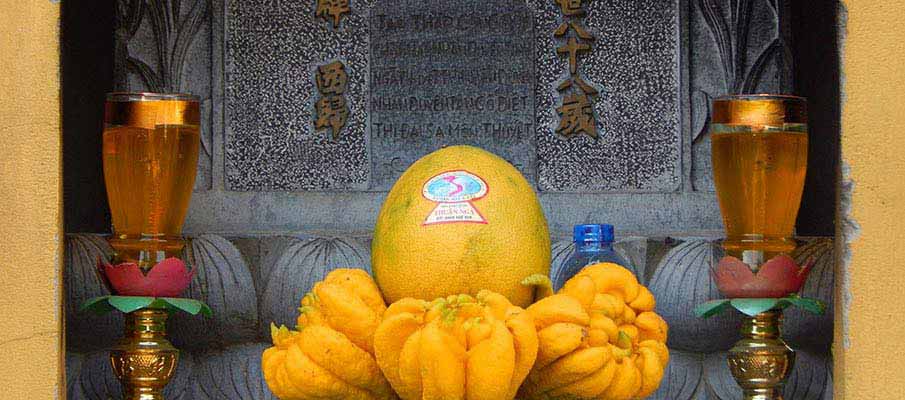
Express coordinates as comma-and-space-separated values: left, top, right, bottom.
110, 308, 179, 400
727, 309, 794, 400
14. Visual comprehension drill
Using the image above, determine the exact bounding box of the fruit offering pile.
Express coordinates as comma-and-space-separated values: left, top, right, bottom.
262, 146, 669, 400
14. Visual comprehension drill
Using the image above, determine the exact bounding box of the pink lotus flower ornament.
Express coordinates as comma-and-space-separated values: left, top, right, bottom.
713, 254, 814, 298
98, 257, 195, 297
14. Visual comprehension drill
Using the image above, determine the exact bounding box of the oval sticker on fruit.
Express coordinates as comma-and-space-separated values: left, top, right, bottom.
421, 170, 489, 225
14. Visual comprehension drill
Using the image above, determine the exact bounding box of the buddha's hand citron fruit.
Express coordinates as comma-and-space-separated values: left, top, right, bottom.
372, 145, 551, 307
374, 291, 539, 400
519, 263, 670, 400
261, 269, 397, 400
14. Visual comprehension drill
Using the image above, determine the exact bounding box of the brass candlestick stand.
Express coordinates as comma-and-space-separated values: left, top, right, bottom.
111, 308, 179, 400
727, 310, 794, 400
78, 92, 211, 399
696, 94, 824, 400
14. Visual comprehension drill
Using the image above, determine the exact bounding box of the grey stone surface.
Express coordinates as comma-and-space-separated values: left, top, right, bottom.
225, 0, 370, 190
532, 0, 682, 192
370, 0, 536, 188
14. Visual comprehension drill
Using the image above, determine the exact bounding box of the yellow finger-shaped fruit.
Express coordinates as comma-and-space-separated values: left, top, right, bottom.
397, 330, 424, 400
419, 322, 467, 400
577, 263, 641, 303
466, 320, 492, 350
298, 325, 391, 397
629, 286, 656, 312
284, 344, 374, 400
477, 290, 511, 320
526, 294, 589, 329
637, 312, 669, 343
559, 275, 596, 310
262, 348, 292, 399
536, 322, 585, 370
619, 324, 640, 345
530, 346, 611, 395
466, 320, 516, 400
270, 323, 299, 349
635, 346, 666, 398
601, 356, 642, 400
384, 298, 428, 321
622, 306, 636, 324
315, 282, 381, 354
505, 308, 539, 399
547, 358, 617, 399
591, 293, 625, 320
589, 313, 619, 345
272, 353, 308, 400
374, 313, 422, 397
323, 269, 388, 316
639, 340, 670, 366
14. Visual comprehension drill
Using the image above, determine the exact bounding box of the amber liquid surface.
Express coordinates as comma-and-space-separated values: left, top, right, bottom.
103, 123, 200, 267
712, 127, 808, 263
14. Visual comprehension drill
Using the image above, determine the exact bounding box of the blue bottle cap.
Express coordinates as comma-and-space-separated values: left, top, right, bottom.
600, 224, 615, 243
573, 224, 615, 244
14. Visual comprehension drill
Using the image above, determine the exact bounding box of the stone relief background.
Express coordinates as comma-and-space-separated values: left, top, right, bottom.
63, 0, 841, 398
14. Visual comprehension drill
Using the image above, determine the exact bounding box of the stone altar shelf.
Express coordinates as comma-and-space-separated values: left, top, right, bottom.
65, 233, 833, 399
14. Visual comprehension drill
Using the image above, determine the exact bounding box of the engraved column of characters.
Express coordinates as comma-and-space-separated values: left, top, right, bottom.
316, 0, 351, 28
553, 0, 600, 138
314, 61, 350, 139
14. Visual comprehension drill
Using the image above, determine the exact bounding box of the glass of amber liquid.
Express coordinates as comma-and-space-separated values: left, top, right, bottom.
103, 92, 201, 270
711, 94, 808, 269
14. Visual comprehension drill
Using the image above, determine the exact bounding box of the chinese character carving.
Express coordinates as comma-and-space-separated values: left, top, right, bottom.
316, 0, 350, 29
314, 61, 350, 139
555, 0, 587, 16
552, 0, 601, 138
557, 92, 597, 138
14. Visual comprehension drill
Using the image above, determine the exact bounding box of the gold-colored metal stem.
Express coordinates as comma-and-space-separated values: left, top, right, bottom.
110, 308, 179, 400
727, 309, 794, 400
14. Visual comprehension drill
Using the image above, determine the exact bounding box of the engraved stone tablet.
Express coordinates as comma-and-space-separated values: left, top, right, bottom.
225, 0, 369, 190
369, 0, 536, 189
531, 0, 681, 192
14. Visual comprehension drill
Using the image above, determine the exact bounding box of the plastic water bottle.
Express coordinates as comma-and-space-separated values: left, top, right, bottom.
552, 224, 627, 291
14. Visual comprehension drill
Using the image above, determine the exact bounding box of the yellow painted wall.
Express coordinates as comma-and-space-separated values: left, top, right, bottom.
836, 1, 905, 398
0, 2, 64, 399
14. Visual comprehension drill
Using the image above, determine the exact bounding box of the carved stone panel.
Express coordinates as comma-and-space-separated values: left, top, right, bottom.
224, 0, 370, 190
369, 0, 536, 189
114, 0, 213, 191
531, 0, 682, 192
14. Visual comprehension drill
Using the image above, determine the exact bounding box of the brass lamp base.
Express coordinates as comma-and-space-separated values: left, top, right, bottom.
727, 309, 794, 400
110, 308, 179, 400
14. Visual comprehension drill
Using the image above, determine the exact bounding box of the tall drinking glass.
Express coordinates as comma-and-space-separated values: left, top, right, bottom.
103, 92, 200, 270
710, 95, 808, 269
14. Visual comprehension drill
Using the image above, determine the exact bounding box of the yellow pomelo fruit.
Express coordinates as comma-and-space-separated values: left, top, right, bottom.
372, 145, 551, 308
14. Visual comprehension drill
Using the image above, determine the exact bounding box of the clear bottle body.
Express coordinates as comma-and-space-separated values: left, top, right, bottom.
552, 241, 627, 291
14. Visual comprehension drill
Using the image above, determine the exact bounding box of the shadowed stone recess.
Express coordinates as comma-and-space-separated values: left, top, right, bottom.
225, 0, 369, 190
65, 234, 121, 352
530, 0, 681, 192
369, 0, 535, 188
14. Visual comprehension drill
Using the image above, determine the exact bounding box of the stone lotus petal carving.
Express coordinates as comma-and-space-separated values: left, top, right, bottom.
704, 350, 831, 400
170, 235, 259, 349
191, 343, 277, 399
259, 236, 371, 333
65, 234, 122, 351
647, 350, 704, 400
649, 240, 742, 352
785, 238, 835, 350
